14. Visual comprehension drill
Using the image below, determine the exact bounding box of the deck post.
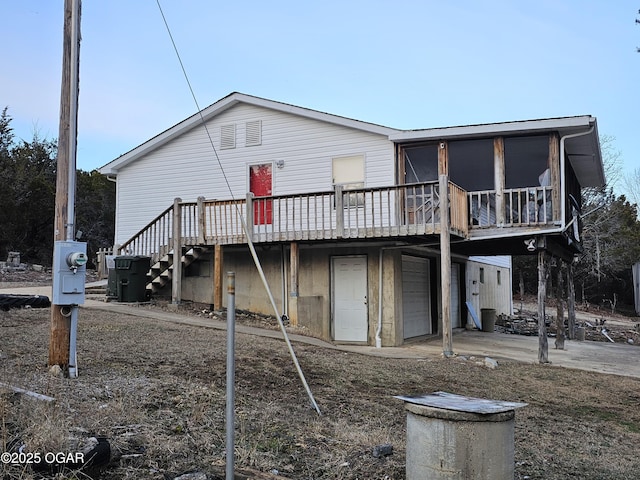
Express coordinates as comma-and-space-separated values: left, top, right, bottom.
494, 137, 505, 226
537, 249, 549, 363
566, 262, 576, 339
245, 193, 254, 241
197, 196, 205, 244
439, 173, 454, 357
214, 244, 224, 310
555, 261, 566, 349
335, 185, 344, 238
289, 242, 299, 326
171, 197, 182, 307
549, 133, 561, 222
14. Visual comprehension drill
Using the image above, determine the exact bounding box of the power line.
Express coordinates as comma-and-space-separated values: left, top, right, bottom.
154, 1, 322, 416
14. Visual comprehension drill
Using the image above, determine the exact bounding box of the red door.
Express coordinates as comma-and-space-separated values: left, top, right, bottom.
249, 164, 272, 225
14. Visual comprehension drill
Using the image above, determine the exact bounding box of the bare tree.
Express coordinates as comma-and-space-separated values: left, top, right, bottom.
623, 167, 640, 216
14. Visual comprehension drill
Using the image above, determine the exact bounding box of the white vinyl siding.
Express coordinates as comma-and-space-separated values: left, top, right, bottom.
113, 103, 394, 244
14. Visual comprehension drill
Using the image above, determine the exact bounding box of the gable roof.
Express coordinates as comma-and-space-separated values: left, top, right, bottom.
99, 92, 399, 175
99, 92, 604, 188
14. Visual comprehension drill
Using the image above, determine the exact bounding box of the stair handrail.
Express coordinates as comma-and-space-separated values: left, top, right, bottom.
117, 203, 175, 258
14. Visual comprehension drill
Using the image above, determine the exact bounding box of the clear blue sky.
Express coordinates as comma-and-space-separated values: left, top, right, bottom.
2, 1, 639, 195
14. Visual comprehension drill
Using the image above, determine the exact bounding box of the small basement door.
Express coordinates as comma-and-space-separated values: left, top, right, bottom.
402, 255, 432, 339
332, 256, 368, 342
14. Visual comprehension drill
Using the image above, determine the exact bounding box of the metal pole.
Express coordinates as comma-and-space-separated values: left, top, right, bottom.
225, 272, 236, 480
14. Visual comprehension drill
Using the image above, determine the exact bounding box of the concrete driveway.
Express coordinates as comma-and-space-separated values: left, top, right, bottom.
2, 283, 639, 379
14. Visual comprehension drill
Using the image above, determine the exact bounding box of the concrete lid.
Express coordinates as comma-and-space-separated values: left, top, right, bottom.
395, 391, 527, 415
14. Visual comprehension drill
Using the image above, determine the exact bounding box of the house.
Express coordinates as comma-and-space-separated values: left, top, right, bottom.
99, 92, 604, 347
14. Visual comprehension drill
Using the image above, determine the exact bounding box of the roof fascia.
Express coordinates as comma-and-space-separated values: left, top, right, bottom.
388, 116, 595, 142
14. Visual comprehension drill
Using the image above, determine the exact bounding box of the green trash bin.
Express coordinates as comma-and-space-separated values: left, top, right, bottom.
481, 308, 496, 332
115, 256, 151, 302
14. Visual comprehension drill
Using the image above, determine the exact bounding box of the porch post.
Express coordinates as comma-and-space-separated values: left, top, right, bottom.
289, 242, 299, 326
245, 193, 254, 241
335, 185, 344, 238
214, 243, 224, 310
494, 137, 505, 226
567, 262, 576, 339
439, 173, 454, 356
171, 197, 182, 307
549, 133, 561, 222
555, 260, 565, 349
197, 196, 205, 245
537, 249, 549, 363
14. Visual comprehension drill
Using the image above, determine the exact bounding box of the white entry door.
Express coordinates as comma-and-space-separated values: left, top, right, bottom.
332, 256, 368, 342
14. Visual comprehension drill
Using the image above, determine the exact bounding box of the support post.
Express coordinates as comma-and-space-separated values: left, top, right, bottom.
214, 244, 224, 310
439, 173, 453, 357
567, 262, 576, 339
171, 197, 182, 306
335, 185, 344, 238
494, 137, 505, 226
245, 193, 254, 240
289, 242, 299, 326
549, 133, 561, 222
225, 272, 236, 480
49, 0, 81, 370
197, 196, 205, 245
537, 250, 549, 363
555, 261, 565, 349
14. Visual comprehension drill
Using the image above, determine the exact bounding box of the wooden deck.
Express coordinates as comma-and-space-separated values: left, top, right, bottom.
117, 180, 557, 260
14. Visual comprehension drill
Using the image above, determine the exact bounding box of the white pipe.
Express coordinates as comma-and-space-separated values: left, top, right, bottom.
376, 249, 384, 348
68, 306, 79, 378
559, 125, 594, 228
281, 244, 288, 318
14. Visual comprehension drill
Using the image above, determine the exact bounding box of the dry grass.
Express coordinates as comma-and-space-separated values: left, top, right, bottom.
1, 306, 640, 479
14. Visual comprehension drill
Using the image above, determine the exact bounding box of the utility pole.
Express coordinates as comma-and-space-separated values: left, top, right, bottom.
49, 0, 82, 370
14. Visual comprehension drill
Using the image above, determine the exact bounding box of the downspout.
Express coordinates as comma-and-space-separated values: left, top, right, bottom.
281, 244, 288, 319
560, 126, 594, 227
375, 242, 452, 348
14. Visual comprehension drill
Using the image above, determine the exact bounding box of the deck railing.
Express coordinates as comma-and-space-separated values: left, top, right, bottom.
468, 185, 554, 228
118, 181, 469, 258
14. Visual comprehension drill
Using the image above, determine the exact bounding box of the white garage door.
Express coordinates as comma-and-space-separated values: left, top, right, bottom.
402, 255, 431, 339
451, 263, 461, 328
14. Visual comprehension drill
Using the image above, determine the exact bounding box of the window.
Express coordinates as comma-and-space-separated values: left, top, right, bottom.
245, 120, 262, 146
449, 139, 495, 191
332, 155, 365, 207
479, 267, 485, 284
403, 145, 438, 183
504, 136, 549, 189
221, 124, 236, 149
497, 270, 501, 285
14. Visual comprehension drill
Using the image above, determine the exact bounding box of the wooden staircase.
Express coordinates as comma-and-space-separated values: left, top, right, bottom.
147, 246, 211, 295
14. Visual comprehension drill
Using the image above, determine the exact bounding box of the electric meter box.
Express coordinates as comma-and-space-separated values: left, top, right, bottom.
52, 240, 88, 305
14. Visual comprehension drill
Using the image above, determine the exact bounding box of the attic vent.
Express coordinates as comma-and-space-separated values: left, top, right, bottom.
245, 120, 262, 146
221, 124, 236, 149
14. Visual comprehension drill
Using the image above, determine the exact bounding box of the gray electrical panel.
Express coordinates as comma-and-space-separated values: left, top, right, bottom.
52, 240, 88, 305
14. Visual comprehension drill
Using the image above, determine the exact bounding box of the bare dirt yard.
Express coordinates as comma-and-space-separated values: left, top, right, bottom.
1, 275, 640, 479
